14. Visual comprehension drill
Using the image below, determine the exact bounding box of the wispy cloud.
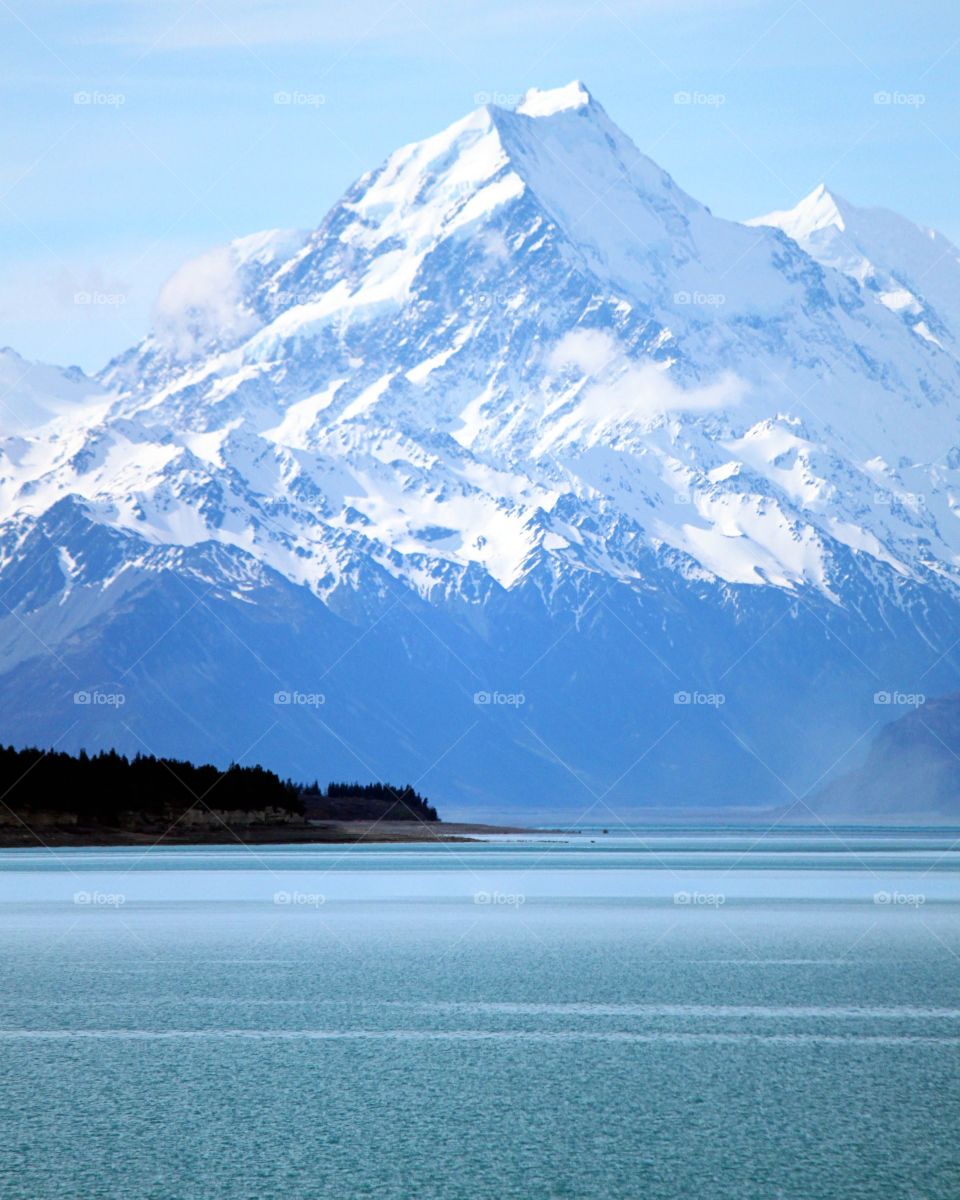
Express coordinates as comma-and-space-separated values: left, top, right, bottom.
549, 329, 745, 427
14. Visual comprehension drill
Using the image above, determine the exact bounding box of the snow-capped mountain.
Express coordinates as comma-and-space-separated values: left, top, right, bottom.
2, 82, 960, 818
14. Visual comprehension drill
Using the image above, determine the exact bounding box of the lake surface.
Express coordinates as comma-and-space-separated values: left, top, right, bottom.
1, 829, 959, 1199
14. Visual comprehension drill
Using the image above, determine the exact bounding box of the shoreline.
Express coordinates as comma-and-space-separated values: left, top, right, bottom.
0, 819, 554, 848
3, 814, 958, 848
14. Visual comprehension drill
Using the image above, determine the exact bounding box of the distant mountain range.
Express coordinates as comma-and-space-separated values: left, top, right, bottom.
816, 695, 960, 819
2, 81, 960, 819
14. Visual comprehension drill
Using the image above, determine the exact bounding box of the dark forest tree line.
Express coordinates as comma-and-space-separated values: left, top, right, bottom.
300, 777, 439, 825
316, 780, 439, 822
0, 745, 440, 824
0, 745, 303, 823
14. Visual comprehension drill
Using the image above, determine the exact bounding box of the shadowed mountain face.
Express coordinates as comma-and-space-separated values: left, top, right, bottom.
2, 83, 960, 818
815, 695, 960, 819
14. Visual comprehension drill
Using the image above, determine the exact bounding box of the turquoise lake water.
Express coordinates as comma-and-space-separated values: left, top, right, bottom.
1, 829, 959, 1199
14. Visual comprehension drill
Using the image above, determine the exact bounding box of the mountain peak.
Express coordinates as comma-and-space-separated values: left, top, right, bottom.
515, 80, 593, 118
748, 182, 960, 348
748, 183, 849, 240
792, 182, 849, 232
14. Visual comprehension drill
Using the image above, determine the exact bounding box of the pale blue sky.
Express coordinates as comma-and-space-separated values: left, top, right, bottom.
2, 0, 958, 371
